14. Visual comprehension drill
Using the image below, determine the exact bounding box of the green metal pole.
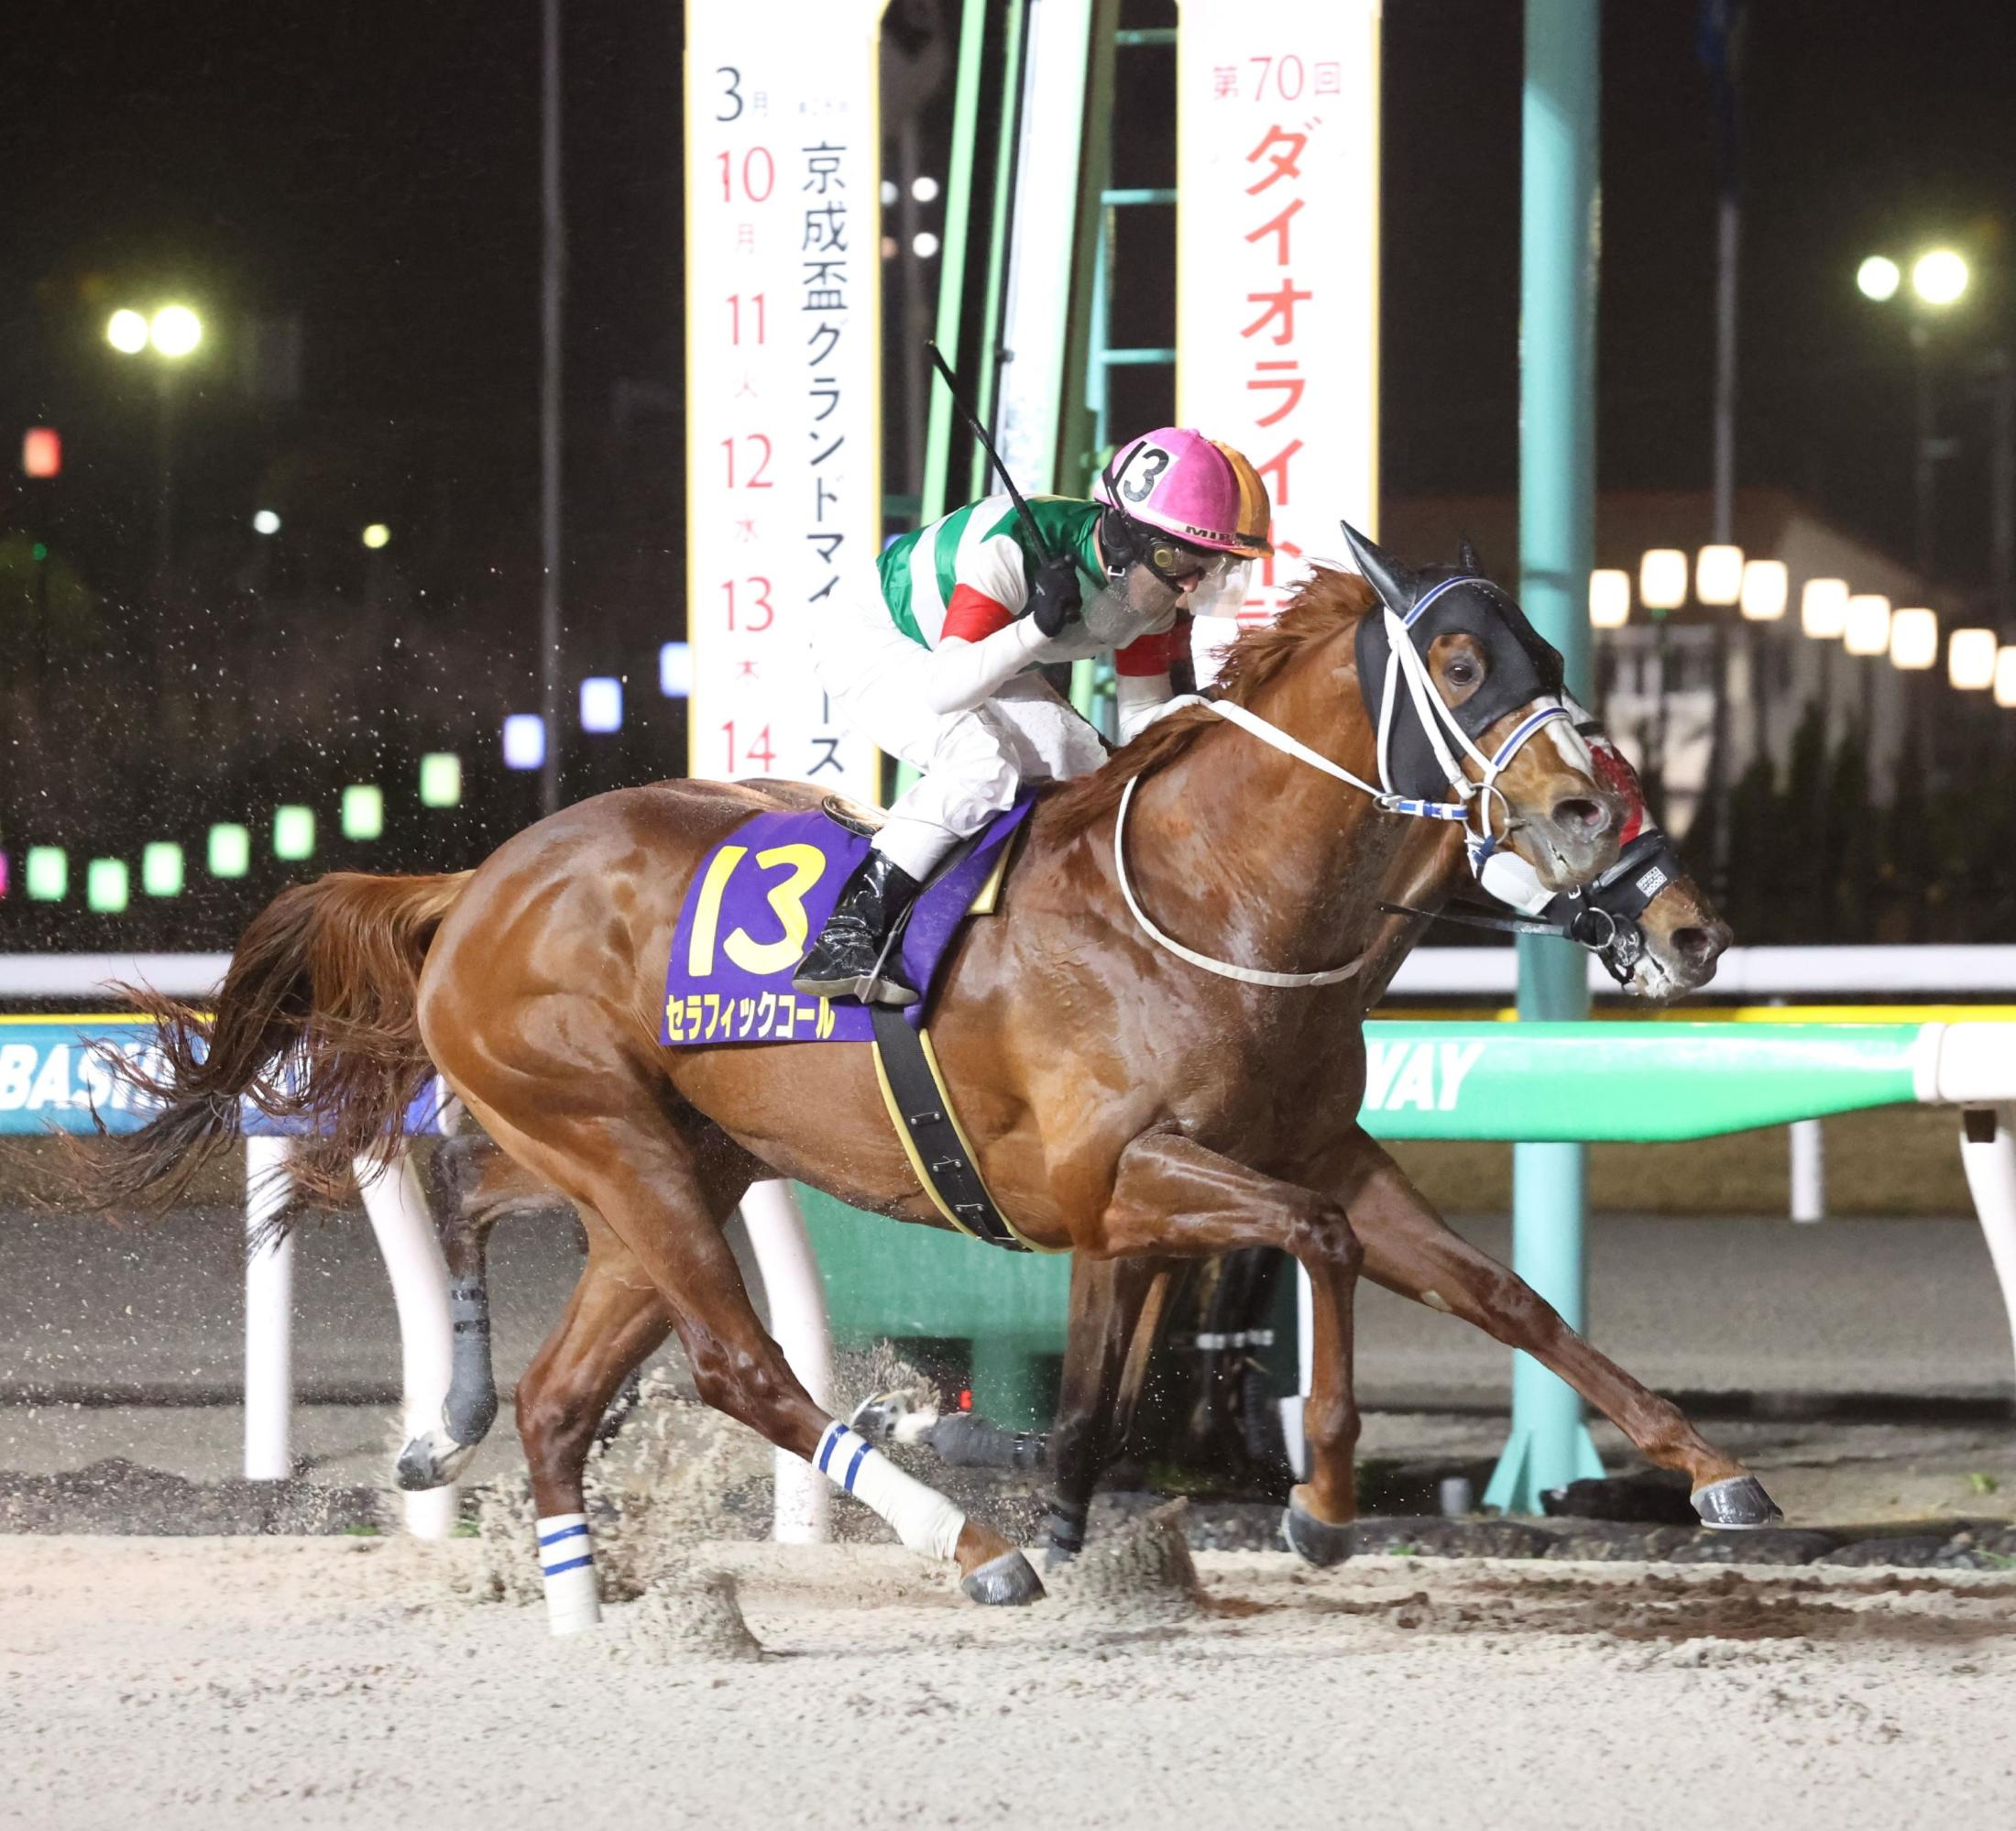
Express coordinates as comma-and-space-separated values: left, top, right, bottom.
970, 0, 1027, 500
1485, 0, 1605, 1517
918, 0, 990, 528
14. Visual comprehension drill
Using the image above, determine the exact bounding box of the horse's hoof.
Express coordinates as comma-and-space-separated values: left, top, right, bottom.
1691, 1474, 1784, 1529
1282, 1489, 1354, 1567
1041, 1518, 1085, 1569
394, 1431, 477, 1492
849, 1389, 937, 1447
960, 1550, 1046, 1606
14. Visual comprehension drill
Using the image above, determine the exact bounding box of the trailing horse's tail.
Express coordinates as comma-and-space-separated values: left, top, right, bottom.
88, 871, 474, 1211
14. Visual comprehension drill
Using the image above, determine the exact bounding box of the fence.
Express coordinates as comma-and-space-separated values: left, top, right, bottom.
7, 951, 2016, 1535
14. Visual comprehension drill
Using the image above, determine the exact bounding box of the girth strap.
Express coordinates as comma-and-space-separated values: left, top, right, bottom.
868, 1005, 1037, 1252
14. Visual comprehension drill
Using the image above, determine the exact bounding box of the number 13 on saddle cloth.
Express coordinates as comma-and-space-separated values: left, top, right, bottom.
660, 797, 1034, 1047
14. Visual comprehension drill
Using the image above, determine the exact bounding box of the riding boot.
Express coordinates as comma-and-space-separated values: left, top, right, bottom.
792, 849, 924, 1006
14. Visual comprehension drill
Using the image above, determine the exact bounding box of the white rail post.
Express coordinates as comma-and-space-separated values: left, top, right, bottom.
1956, 1102, 2016, 1396
1789, 1118, 1826, 1222
243, 1135, 297, 1480
738, 1179, 832, 1544
356, 1146, 460, 1539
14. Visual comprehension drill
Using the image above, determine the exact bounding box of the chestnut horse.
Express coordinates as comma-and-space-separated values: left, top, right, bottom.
99, 554, 1652, 1611
428, 736, 1762, 1564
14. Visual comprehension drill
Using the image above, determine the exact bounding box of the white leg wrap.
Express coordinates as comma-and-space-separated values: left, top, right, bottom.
536, 1511, 602, 1636
813, 1423, 966, 1562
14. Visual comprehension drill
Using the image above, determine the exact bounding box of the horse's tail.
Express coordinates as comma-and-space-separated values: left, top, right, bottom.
88, 871, 474, 1211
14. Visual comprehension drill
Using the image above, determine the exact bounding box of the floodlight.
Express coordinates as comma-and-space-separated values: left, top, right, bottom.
342, 784, 384, 839
86, 859, 129, 914
1801, 578, 1849, 640
1694, 544, 1744, 607
273, 805, 316, 860
1739, 559, 1789, 621
207, 824, 251, 878
580, 676, 623, 733
142, 842, 184, 897
1638, 549, 1688, 612
1888, 607, 1937, 670
503, 714, 546, 771
1843, 595, 1891, 656
26, 846, 67, 901
419, 753, 463, 807
1588, 569, 1631, 629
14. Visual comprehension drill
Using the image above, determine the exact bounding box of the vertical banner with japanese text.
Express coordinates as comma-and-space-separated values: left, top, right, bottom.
685, 1, 882, 799
1177, 1, 1380, 674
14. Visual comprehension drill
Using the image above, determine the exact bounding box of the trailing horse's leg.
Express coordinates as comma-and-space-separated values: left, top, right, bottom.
392, 1135, 514, 1490
1326, 1135, 1780, 1527
456, 1091, 1043, 1609
1092, 1131, 1365, 1567
1043, 1254, 1176, 1562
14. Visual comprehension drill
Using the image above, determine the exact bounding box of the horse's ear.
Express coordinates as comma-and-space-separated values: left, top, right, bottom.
1457, 535, 1484, 575
1340, 521, 1419, 612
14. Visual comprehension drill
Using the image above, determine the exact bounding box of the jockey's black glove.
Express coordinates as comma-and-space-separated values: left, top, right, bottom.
1028, 555, 1084, 638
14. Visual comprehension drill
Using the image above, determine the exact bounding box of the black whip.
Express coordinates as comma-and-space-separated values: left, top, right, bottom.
925, 340, 1058, 566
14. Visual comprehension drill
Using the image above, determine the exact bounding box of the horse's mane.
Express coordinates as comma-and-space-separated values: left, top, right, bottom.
1047, 564, 1375, 839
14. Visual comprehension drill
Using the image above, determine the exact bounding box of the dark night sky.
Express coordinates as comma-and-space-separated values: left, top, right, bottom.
6, 1, 2016, 600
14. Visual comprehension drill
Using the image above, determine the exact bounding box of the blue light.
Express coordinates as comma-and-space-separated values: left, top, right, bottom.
659, 641, 692, 698
580, 676, 623, 733
502, 714, 546, 771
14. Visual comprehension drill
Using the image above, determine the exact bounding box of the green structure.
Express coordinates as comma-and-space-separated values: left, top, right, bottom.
1491, 0, 1605, 1516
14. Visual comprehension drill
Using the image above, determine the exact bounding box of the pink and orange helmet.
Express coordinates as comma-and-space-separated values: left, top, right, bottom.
1094, 428, 1273, 559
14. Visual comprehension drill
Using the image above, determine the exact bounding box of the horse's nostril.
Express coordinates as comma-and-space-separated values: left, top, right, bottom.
1551, 796, 1610, 838
1673, 926, 1717, 965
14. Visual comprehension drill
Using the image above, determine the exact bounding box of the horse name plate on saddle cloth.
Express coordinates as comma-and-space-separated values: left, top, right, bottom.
661, 795, 1033, 1047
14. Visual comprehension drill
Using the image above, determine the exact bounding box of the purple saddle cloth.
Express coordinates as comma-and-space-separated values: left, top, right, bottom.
661, 795, 1035, 1047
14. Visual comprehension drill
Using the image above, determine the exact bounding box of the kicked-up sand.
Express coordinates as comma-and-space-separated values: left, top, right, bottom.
2, 1528, 2012, 1831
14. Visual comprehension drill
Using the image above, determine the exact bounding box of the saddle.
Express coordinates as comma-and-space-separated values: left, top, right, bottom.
661, 794, 1043, 1252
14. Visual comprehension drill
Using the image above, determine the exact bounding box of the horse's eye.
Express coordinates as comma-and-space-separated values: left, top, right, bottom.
1446, 656, 1479, 685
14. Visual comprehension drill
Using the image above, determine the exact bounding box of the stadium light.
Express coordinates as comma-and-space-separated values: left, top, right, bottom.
106, 309, 149, 355
273, 806, 316, 861
252, 509, 281, 536
1739, 559, 1789, 621
342, 784, 385, 840
148, 304, 203, 357
1801, 577, 1849, 640
580, 676, 623, 733
659, 641, 693, 697
1588, 568, 1631, 629
1694, 544, 1744, 607
1857, 256, 1901, 302
1912, 249, 1969, 308
419, 752, 463, 807
1887, 609, 1935, 673
1996, 647, 2016, 708
87, 859, 130, 915
502, 714, 546, 771
141, 842, 184, 897
207, 824, 251, 878
22, 428, 60, 478
1888, 607, 1937, 670
361, 522, 391, 550
1843, 595, 1892, 657
26, 846, 67, 901
1948, 628, 1998, 691
1638, 549, 1688, 612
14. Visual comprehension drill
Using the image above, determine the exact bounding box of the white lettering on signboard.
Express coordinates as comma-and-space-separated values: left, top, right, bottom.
685, 1, 882, 801
1177, 1, 1380, 680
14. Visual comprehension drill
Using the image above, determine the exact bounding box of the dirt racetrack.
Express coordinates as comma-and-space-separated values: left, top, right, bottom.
4, 1531, 2013, 1831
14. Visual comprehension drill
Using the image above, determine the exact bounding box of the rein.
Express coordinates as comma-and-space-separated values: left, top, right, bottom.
1112, 612, 1572, 989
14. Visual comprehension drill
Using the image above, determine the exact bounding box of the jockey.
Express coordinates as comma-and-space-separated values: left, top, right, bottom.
794, 430, 1272, 1006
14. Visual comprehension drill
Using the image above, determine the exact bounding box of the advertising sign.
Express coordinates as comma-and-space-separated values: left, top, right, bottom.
1177, 0, 1381, 671
685, 1, 883, 800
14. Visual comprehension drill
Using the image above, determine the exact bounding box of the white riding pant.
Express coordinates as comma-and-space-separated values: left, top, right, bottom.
815, 569, 1108, 881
